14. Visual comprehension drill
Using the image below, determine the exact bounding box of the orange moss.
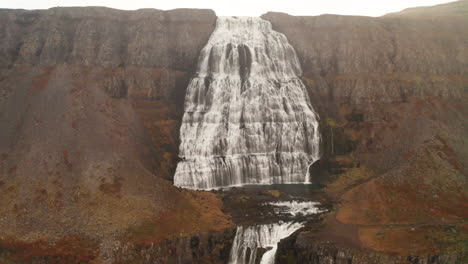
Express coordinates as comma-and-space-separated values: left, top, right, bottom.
30, 66, 55, 92
54, 192, 63, 211
35, 188, 48, 203
0, 236, 98, 263
434, 135, 463, 173
358, 224, 468, 255
99, 177, 123, 196
71, 120, 78, 130
337, 174, 465, 226
123, 190, 232, 246
8, 166, 17, 173
63, 150, 72, 171
133, 99, 182, 179
325, 166, 375, 198
333, 98, 467, 227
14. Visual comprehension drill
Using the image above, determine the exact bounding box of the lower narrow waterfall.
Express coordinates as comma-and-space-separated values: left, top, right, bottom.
174, 16, 320, 190
228, 222, 303, 264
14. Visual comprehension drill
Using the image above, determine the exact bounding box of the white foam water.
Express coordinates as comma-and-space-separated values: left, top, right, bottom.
174, 16, 320, 190
228, 221, 303, 264
268, 201, 325, 217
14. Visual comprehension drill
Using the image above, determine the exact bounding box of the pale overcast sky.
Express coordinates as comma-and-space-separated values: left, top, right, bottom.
1, 0, 455, 16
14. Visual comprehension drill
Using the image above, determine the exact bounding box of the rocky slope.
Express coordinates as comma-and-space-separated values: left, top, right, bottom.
262, 1, 468, 262
0, 7, 235, 263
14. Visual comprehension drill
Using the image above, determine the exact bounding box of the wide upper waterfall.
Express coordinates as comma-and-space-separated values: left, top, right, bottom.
174, 16, 320, 190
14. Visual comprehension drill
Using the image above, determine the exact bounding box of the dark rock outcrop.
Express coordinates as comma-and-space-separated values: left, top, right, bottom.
111, 229, 236, 264
0, 7, 216, 69
262, 11, 467, 111
276, 232, 466, 264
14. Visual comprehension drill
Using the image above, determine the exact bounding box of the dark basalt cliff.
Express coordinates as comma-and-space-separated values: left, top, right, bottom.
0, 2, 467, 263
0, 7, 215, 68
276, 231, 466, 264
262, 11, 467, 107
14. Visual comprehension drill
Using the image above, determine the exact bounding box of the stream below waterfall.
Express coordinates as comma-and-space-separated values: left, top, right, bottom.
219, 184, 329, 264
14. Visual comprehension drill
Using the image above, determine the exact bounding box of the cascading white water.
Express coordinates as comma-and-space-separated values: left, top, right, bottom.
228, 201, 323, 264
174, 16, 320, 190
268, 201, 325, 216
228, 222, 303, 264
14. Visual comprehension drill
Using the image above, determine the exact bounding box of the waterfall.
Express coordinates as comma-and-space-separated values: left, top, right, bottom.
174, 16, 320, 190
228, 222, 303, 264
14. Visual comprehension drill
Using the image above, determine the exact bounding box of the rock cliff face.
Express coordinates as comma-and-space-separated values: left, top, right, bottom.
276, 231, 466, 264
0, 7, 215, 68
261, 11, 467, 109
0, 7, 235, 263
262, 6, 468, 262
111, 229, 236, 264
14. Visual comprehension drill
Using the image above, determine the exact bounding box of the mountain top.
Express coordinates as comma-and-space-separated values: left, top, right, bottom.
385, 0, 468, 17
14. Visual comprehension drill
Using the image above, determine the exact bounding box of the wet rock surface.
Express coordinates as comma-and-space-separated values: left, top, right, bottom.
220, 184, 330, 226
